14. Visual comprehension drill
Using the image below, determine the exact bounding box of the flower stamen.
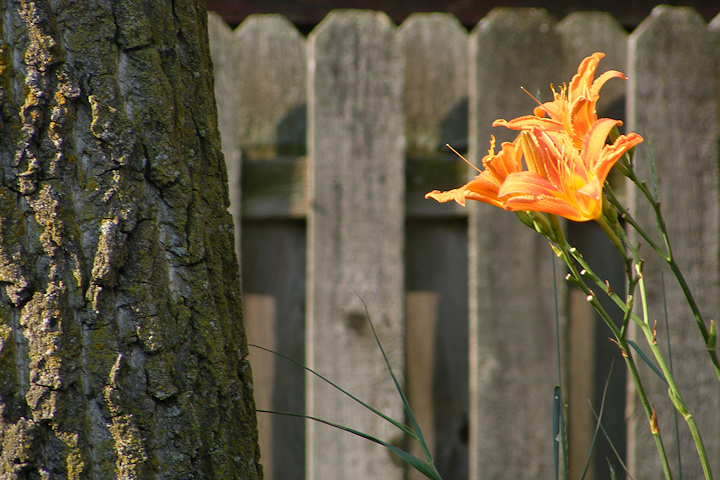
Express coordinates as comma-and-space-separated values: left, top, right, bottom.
446, 143, 481, 173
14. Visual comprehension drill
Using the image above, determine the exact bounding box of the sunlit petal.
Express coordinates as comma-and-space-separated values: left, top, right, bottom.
504, 195, 588, 222
492, 116, 562, 132
582, 118, 623, 168
592, 132, 644, 184
495, 52, 627, 148
426, 52, 644, 224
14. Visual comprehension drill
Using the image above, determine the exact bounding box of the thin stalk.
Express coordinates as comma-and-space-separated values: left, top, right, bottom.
635, 265, 713, 479
568, 248, 643, 330
551, 236, 674, 480
610, 163, 720, 383
587, 203, 712, 478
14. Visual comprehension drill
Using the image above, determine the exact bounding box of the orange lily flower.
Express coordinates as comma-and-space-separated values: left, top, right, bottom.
492, 52, 626, 148
425, 136, 523, 208
498, 119, 643, 221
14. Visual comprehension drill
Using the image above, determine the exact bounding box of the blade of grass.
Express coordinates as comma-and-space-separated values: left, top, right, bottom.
552, 251, 568, 480
627, 340, 668, 385
250, 294, 442, 479
249, 343, 415, 438
660, 269, 683, 479
607, 458, 618, 480
257, 409, 441, 480
580, 361, 614, 479
553, 386, 562, 479
590, 406, 634, 480
355, 292, 438, 471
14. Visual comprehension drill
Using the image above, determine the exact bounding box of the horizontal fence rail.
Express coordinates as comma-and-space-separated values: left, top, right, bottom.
208, 6, 720, 480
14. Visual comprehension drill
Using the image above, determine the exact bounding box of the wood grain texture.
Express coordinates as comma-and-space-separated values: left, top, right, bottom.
209, 14, 308, 480
206, 7, 720, 479
244, 295, 278, 480
627, 6, 720, 479
235, 14, 307, 157
468, 8, 566, 479
307, 10, 406, 479
405, 291, 439, 480
399, 13, 470, 219
399, 13, 468, 156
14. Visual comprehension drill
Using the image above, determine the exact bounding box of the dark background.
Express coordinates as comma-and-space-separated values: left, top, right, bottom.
206, 1, 720, 31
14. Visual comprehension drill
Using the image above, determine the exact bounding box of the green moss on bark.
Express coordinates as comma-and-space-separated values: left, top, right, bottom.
0, 1, 261, 478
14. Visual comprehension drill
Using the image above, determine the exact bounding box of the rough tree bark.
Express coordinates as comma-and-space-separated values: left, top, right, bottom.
0, 1, 262, 478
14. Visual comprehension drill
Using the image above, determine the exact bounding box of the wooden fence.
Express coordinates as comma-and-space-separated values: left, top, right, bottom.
207, 6, 720, 479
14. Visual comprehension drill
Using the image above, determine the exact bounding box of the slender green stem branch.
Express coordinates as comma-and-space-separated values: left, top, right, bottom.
551, 237, 674, 480
608, 162, 720, 383
635, 265, 714, 479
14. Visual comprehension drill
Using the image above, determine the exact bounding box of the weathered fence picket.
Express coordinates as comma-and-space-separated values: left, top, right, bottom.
468, 9, 565, 479
307, 10, 406, 479
628, 7, 720, 479
207, 13, 242, 258
208, 6, 720, 480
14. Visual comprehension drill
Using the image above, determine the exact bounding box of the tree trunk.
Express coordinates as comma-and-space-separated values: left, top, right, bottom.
0, 1, 262, 479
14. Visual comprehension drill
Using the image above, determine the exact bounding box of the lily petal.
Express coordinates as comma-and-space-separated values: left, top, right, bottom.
495, 52, 627, 148
425, 52, 644, 224
504, 194, 590, 222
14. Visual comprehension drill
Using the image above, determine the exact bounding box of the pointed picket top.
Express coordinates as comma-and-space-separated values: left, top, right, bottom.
399, 13, 469, 217
307, 9, 405, 480
710, 10, 720, 35
398, 13, 468, 156
471, 8, 563, 146
557, 12, 628, 63
398, 14, 470, 478
209, 13, 308, 480
207, 13, 240, 158
628, 6, 720, 479
467, 8, 564, 480
235, 14, 307, 157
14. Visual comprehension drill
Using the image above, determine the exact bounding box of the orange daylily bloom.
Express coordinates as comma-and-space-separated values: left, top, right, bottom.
427, 52, 644, 223
425, 136, 523, 208
492, 52, 626, 148
498, 119, 643, 221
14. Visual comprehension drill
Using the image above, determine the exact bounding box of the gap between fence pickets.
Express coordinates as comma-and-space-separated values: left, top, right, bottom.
243, 294, 277, 480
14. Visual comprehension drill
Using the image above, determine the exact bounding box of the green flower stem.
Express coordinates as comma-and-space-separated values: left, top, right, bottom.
596, 207, 643, 338
622, 159, 717, 346
568, 247, 644, 332
616, 336, 674, 480
606, 168, 720, 384
635, 263, 714, 480
604, 187, 663, 255
550, 236, 674, 480
594, 212, 626, 261
565, 224, 712, 479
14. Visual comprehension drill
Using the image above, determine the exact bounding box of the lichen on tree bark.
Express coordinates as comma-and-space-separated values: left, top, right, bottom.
0, 1, 261, 478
